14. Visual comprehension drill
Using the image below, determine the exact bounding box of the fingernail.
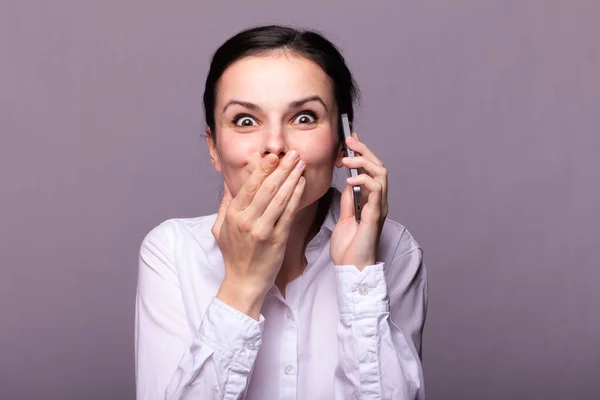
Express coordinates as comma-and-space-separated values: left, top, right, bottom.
288, 150, 299, 160
263, 154, 275, 164
295, 160, 305, 170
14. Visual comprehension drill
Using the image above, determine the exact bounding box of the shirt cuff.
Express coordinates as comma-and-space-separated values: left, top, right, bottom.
198, 296, 265, 373
335, 262, 389, 322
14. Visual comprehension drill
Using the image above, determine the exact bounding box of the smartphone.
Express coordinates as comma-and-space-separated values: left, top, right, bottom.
340, 113, 362, 221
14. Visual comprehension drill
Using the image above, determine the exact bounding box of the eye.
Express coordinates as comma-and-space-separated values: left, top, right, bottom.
292, 112, 317, 125
233, 114, 259, 127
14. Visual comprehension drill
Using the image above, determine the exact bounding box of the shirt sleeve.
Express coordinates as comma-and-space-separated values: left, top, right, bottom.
333, 244, 427, 399
135, 221, 264, 400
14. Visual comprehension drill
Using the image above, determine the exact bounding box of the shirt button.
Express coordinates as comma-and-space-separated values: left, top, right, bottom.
283, 364, 296, 375
285, 309, 294, 320
245, 340, 256, 350
358, 284, 370, 296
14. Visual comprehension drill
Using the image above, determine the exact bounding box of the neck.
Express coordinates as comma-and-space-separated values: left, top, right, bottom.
275, 188, 332, 296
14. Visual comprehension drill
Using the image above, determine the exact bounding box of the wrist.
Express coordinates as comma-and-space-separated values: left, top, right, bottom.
338, 256, 376, 271
356, 259, 376, 271
216, 276, 269, 320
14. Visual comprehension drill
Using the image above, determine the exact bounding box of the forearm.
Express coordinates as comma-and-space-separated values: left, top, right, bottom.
333, 263, 423, 400
137, 296, 264, 400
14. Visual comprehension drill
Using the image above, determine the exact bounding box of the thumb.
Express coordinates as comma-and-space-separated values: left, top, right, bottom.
212, 181, 233, 239
339, 184, 356, 222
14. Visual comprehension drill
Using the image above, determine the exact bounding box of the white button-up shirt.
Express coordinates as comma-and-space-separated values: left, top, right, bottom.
135, 188, 427, 399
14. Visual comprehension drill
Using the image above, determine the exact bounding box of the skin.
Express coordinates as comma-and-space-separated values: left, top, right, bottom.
206, 52, 389, 319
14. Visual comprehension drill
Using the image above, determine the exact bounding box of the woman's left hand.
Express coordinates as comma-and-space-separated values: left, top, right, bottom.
330, 132, 388, 270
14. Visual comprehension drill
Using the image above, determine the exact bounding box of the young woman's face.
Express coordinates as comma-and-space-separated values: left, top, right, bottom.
207, 53, 344, 209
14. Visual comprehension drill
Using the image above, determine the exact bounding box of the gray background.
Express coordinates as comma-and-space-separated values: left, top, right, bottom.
1, 1, 599, 399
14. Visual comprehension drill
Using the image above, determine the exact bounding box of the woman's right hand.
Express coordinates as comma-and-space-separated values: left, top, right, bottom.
212, 150, 306, 319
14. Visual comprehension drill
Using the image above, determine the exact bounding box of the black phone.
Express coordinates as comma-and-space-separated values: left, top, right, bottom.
340, 113, 362, 221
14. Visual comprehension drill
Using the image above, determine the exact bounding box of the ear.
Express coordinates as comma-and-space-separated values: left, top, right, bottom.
334, 139, 345, 168
334, 114, 351, 168
205, 127, 222, 172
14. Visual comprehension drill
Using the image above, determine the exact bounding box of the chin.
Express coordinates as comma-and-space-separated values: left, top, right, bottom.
298, 180, 332, 210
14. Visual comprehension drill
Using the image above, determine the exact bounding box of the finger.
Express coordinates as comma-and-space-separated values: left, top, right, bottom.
342, 155, 388, 199
338, 183, 356, 221
231, 154, 279, 211
342, 156, 386, 178
247, 150, 302, 218
259, 158, 306, 227
346, 173, 385, 220
346, 134, 383, 166
212, 180, 233, 239
274, 176, 306, 235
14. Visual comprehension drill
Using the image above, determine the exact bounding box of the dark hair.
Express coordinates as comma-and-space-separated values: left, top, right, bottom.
203, 25, 360, 142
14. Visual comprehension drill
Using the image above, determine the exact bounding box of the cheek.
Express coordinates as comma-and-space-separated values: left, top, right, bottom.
299, 133, 339, 167
297, 135, 339, 199
217, 136, 258, 194
218, 134, 253, 165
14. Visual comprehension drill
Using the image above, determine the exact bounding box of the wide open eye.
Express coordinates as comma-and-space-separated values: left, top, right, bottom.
292, 112, 317, 125
233, 114, 259, 127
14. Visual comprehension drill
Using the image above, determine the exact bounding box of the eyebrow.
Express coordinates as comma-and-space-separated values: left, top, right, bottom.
222, 95, 328, 113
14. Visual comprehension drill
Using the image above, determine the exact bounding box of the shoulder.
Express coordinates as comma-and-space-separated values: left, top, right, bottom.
138, 214, 219, 274
378, 217, 422, 261
137, 214, 220, 283
377, 217, 425, 291
141, 214, 218, 249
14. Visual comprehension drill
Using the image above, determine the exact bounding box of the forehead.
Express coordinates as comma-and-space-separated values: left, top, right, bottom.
216, 53, 334, 108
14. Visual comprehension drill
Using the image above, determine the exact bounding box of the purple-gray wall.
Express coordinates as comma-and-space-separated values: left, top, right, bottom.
1, 1, 598, 399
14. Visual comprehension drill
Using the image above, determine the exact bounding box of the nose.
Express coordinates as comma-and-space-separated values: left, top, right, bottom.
261, 125, 288, 159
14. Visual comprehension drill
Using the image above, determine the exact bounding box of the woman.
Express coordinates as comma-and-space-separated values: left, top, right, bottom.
135, 25, 427, 399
